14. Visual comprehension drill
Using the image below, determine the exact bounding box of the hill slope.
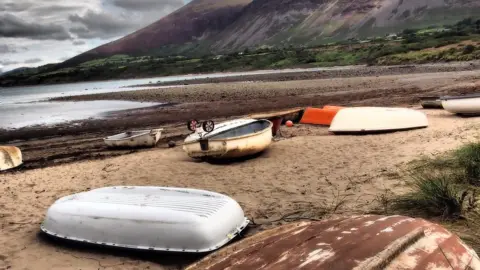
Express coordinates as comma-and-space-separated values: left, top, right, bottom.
47, 0, 480, 64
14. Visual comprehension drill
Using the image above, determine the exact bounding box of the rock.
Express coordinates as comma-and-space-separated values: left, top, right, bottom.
168, 141, 176, 148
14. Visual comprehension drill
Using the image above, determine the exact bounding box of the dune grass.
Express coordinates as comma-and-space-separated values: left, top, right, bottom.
392, 143, 480, 220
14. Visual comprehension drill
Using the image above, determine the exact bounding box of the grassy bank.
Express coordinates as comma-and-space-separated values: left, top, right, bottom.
2, 18, 480, 87
384, 142, 480, 251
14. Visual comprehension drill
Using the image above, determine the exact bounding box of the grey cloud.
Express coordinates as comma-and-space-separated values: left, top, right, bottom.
73, 40, 86, 46
0, 2, 32, 12
0, 60, 20, 66
69, 10, 135, 39
0, 44, 17, 54
112, 0, 183, 11
24, 58, 42, 64
30, 5, 79, 17
0, 13, 71, 40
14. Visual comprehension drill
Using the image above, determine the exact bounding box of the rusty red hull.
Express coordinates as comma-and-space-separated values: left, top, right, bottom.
188, 215, 480, 270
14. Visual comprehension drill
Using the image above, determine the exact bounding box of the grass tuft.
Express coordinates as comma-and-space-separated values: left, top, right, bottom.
453, 142, 480, 185
393, 170, 467, 219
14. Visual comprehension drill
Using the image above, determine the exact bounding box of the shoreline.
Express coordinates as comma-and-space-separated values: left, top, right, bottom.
1, 64, 480, 170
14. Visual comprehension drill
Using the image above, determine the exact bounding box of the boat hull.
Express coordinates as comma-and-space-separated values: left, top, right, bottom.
183, 120, 273, 159
183, 126, 272, 159
420, 97, 443, 109
329, 107, 428, 134
187, 215, 480, 270
442, 97, 480, 115
104, 129, 163, 148
0, 146, 22, 171
41, 186, 249, 253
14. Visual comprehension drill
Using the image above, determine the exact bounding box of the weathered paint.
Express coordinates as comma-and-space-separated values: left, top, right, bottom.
103, 129, 163, 148
0, 146, 22, 171
183, 121, 272, 159
187, 215, 480, 270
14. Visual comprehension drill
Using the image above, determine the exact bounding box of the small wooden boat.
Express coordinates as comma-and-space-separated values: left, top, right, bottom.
419, 96, 443, 109
0, 146, 22, 171
183, 119, 272, 159
187, 215, 480, 270
41, 186, 249, 253
300, 106, 344, 126
104, 128, 163, 148
329, 107, 428, 134
441, 93, 480, 115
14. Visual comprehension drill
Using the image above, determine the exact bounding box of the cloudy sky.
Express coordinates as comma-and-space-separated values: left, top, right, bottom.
0, 0, 189, 73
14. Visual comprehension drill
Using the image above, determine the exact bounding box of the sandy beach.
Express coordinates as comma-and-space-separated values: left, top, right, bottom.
2, 64, 480, 269
1, 109, 480, 270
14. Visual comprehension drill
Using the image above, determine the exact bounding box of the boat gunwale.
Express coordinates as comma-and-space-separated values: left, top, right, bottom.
40, 218, 250, 253
104, 129, 163, 142
184, 120, 272, 145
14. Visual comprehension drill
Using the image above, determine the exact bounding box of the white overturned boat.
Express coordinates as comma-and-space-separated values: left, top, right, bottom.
41, 186, 249, 253
329, 107, 428, 134
183, 119, 272, 159
0, 146, 22, 171
104, 128, 163, 148
441, 94, 480, 115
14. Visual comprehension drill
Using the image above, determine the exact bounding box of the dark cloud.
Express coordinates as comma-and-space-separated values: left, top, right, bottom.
24, 58, 42, 64
0, 60, 20, 66
69, 10, 135, 39
112, 0, 183, 11
72, 40, 86, 46
0, 13, 71, 40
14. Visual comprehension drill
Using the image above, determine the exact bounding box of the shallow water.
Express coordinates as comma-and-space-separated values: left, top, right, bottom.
0, 100, 159, 129
0, 66, 356, 129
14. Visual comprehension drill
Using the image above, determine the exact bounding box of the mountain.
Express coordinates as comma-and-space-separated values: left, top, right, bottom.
68, 0, 480, 63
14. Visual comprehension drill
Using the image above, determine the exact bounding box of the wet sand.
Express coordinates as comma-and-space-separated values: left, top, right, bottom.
1, 109, 480, 270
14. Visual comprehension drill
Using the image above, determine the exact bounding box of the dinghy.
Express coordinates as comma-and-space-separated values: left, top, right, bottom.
187, 215, 480, 270
329, 107, 428, 134
419, 96, 443, 109
441, 93, 480, 115
183, 119, 272, 159
104, 128, 163, 148
0, 146, 22, 171
41, 186, 249, 253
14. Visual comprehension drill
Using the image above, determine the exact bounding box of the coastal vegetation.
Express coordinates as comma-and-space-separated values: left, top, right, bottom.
1, 18, 480, 87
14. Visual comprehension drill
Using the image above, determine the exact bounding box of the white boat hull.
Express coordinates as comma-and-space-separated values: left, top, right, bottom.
183, 121, 272, 159
329, 107, 428, 134
41, 186, 249, 253
442, 97, 480, 115
104, 129, 163, 148
0, 146, 22, 171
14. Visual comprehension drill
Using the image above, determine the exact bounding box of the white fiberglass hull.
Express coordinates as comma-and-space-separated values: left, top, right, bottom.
442, 97, 480, 115
183, 119, 272, 159
329, 107, 428, 134
41, 186, 249, 253
104, 129, 163, 148
0, 146, 22, 171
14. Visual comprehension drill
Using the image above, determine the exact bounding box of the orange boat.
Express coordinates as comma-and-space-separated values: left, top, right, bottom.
300, 106, 344, 126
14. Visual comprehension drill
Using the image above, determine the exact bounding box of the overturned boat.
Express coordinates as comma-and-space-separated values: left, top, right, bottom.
41, 186, 249, 253
104, 128, 163, 148
0, 146, 22, 171
329, 107, 428, 134
419, 96, 443, 109
441, 93, 480, 115
183, 119, 272, 159
187, 215, 480, 270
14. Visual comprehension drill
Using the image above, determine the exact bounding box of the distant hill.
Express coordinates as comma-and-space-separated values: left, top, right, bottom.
66, 0, 480, 64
